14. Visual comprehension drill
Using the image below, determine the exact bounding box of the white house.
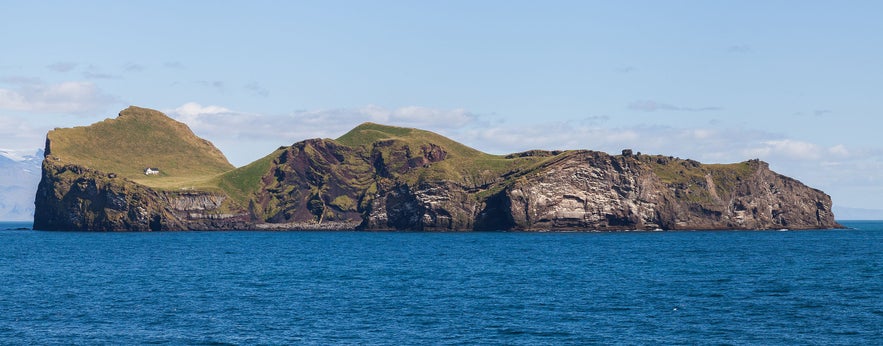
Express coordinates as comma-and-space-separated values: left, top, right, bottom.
144, 168, 160, 175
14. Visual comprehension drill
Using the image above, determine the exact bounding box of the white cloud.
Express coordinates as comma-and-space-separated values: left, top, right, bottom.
167, 103, 266, 139
746, 139, 821, 161
168, 103, 479, 142
365, 105, 476, 129
0, 115, 47, 153
165, 103, 483, 166
691, 129, 715, 140
828, 144, 849, 157
173, 102, 233, 117
0, 80, 117, 113
454, 123, 770, 161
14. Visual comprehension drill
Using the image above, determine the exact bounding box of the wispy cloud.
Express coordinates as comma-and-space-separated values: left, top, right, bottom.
727, 44, 752, 53
83, 65, 121, 80
814, 109, 833, 116
793, 109, 835, 117
196, 80, 224, 91
244, 82, 269, 97
47, 62, 78, 73
628, 100, 722, 112
123, 63, 145, 72
0, 76, 42, 85
163, 61, 184, 69
0, 79, 118, 113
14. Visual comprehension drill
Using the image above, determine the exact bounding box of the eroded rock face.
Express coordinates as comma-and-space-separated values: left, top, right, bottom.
497, 154, 838, 230
34, 159, 250, 231
366, 181, 478, 231
504, 152, 663, 230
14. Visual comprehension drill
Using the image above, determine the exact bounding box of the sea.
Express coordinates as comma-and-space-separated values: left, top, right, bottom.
0, 221, 880, 345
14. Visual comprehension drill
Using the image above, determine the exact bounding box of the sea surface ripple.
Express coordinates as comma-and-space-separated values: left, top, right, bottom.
1, 221, 880, 344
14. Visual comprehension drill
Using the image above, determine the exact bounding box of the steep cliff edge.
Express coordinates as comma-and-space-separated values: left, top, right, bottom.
499, 152, 837, 230
34, 106, 248, 231
34, 106, 841, 231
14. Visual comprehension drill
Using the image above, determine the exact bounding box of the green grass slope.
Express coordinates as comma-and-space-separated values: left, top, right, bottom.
336, 122, 559, 185
46, 106, 234, 189
213, 147, 286, 203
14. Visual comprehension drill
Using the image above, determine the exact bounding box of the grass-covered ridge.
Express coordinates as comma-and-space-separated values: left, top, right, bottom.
336, 122, 485, 158
336, 122, 561, 186
46, 106, 234, 188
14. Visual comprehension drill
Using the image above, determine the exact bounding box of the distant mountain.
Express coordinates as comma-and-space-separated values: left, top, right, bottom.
833, 206, 883, 220
0, 149, 43, 221
34, 106, 841, 231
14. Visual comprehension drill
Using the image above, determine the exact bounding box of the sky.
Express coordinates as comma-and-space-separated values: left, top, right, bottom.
1, 1, 882, 210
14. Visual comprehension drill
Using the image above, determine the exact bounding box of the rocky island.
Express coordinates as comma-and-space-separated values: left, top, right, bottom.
34, 106, 841, 231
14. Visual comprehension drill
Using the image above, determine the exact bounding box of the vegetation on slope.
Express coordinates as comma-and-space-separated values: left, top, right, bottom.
213, 147, 286, 204
638, 154, 756, 203
336, 122, 560, 187
46, 106, 234, 188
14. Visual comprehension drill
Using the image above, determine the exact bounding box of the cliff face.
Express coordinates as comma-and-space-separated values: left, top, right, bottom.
34, 107, 841, 231
33, 160, 250, 231
496, 153, 836, 230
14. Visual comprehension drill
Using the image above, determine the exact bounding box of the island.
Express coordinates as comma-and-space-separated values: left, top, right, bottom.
34, 106, 842, 231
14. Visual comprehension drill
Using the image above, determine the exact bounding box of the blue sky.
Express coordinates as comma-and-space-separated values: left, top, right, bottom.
1, 1, 882, 210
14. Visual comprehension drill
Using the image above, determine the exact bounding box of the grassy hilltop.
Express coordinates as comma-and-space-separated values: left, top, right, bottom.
46, 106, 234, 189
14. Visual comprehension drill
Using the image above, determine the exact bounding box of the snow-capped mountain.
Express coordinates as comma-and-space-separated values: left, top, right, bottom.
0, 149, 43, 221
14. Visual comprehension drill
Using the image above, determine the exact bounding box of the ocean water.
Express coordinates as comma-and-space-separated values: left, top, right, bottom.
1, 221, 880, 344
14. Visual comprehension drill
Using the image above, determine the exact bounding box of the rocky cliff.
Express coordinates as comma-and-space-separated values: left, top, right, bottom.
34, 161, 250, 231
34, 106, 842, 231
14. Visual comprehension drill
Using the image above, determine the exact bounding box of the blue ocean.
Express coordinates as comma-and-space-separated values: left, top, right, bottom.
1, 221, 880, 344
